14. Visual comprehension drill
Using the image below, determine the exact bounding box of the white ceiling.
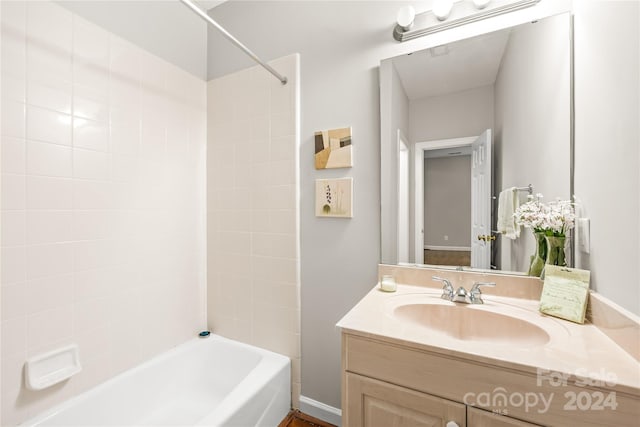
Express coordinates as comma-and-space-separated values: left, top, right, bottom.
57, 0, 209, 79
392, 27, 512, 101
196, 0, 227, 10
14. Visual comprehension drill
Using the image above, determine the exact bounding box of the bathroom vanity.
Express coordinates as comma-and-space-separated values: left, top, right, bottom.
338, 265, 640, 426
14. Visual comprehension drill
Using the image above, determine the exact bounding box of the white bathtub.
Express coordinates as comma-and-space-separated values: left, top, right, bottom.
23, 335, 291, 426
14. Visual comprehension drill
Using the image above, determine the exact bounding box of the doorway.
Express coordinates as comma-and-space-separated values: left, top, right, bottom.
413, 130, 492, 268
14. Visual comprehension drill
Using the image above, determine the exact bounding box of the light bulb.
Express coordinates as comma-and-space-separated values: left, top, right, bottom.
432, 0, 454, 21
396, 5, 416, 31
473, 0, 491, 9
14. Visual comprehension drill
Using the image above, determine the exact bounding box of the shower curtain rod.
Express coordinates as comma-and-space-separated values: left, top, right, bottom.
179, 0, 288, 85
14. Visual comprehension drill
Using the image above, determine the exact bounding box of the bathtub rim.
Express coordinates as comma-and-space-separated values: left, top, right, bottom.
22, 334, 291, 426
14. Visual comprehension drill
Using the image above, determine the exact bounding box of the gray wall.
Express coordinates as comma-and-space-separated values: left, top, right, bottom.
424, 156, 472, 247
494, 13, 571, 272
573, 0, 639, 314
410, 85, 494, 143
56, 0, 208, 79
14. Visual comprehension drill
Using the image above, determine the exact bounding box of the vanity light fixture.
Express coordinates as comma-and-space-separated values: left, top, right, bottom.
473, 0, 492, 9
396, 5, 416, 31
433, 0, 454, 21
393, 0, 541, 42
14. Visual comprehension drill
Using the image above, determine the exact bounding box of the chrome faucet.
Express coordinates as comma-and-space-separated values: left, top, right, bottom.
468, 282, 496, 304
432, 276, 454, 301
432, 276, 496, 304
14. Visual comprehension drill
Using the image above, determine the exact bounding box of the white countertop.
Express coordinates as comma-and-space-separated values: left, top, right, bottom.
337, 282, 640, 396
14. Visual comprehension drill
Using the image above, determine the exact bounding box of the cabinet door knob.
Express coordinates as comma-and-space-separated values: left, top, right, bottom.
446, 422, 459, 427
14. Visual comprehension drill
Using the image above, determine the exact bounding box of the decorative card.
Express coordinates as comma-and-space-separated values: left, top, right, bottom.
539, 265, 590, 324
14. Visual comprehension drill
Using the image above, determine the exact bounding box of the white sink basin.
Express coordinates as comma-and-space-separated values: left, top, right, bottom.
384, 294, 563, 347
393, 302, 550, 345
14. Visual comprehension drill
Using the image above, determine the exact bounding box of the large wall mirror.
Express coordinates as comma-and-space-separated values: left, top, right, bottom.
380, 12, 572, 275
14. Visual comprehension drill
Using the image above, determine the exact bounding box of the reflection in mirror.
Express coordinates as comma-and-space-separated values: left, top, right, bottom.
380, 12, 572, 275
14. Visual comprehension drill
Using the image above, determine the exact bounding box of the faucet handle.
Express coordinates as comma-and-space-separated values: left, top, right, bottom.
469, 282, 496, 304
432, 276, 454, 299
432, 276, 452, 288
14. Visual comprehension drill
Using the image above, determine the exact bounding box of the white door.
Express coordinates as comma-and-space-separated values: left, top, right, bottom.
397, 131, 410, 263
471, 129, 492, 269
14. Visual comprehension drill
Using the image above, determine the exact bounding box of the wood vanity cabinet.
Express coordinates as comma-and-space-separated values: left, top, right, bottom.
345, 372, 467, 426
344, 372, 538, 427
341, 332, 635, 427
467, 407, 539, 427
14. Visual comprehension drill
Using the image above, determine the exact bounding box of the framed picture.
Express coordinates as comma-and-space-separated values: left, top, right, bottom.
315, 178, 353, 218
314, 127, 352, 169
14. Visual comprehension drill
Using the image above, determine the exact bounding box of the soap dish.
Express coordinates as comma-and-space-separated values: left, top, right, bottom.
25, 344, 82, 391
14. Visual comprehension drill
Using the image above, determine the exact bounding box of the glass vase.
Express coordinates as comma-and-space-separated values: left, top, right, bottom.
527, 231, 547, 277
545, 235, 567, 267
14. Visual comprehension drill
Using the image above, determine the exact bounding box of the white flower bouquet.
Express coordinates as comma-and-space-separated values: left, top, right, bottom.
542, 199, 576, 237
514, 194, 575, 237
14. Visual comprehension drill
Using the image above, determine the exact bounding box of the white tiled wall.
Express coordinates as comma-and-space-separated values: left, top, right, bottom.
0, 2, 207, 425
206, 54, 300, 406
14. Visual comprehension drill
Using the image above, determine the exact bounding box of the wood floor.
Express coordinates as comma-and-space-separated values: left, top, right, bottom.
279, 410, 337, 427
424, 249, 471, 266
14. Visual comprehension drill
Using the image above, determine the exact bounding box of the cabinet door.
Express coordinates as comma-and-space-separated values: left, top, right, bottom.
467, 407, 542, 427
345, 372, 466, 427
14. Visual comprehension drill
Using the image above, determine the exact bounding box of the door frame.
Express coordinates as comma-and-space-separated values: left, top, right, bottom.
414, 136, 476, 265
397, 130, 410, 264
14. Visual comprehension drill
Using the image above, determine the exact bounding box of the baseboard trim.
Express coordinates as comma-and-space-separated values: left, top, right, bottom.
298, 395, 342, 426
424, 245, 471, 251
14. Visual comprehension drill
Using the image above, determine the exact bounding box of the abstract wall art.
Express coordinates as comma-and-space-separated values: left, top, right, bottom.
314, 127, 352, 169
315, 178, 353, 218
